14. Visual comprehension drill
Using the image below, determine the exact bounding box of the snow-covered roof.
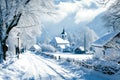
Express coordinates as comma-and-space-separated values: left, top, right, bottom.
54, 37, 69, 44
79, 46, 84, 51
75, 46, 84, 51
59, 45, 66, 49
92, 31, 120, 47
30, 44, 41, 50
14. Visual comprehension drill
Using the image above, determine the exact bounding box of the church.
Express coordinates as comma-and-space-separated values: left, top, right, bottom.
50, 29, 70, 52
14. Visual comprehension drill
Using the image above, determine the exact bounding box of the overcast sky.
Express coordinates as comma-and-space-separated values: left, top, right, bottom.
41, 0, 114, 23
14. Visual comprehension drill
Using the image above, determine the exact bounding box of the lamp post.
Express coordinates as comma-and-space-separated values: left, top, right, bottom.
17, 32, 20, 58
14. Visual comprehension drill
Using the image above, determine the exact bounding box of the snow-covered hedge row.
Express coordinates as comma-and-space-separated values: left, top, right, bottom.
62, 58, 120, 75
40, 44, 57, 52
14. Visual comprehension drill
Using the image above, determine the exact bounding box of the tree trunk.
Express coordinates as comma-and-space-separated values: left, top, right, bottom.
0, 42, 3, 63
0, 40, 8, 61
2, 42, 8, 61
0, 40, 7, 62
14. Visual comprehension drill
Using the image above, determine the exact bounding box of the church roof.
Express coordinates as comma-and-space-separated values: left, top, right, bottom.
92, 31, 120, 47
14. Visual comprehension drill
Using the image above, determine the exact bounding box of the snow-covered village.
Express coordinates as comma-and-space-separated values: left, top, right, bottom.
0, 0, 120, 80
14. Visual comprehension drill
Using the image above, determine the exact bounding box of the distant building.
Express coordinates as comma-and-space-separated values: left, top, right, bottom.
92, 31, 120, 59
50, 29, 70, 52
74, 33, 87, 54
74, 46, 85, 54
29, 44, 41, 53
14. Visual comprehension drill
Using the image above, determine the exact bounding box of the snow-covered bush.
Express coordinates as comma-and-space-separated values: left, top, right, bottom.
104, 48, 120, 61
93, 60, 120, 75
40, 44, 57, 52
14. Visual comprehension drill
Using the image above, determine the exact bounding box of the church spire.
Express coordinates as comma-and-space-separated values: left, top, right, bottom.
61, 28, 65, 34
61, 28, 67, 40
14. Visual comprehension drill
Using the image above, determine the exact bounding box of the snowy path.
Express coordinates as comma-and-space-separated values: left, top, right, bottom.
0, 51, 76, 80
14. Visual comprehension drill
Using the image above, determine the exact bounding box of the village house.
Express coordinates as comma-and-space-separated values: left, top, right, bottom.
74, 46, 85, 54
92, 31, 120, 60
29, 44, 41, 53
50, 29, 70, 52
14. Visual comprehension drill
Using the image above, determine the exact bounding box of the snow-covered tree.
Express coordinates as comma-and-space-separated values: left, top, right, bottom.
0, 0, 55, 62
103, 0, 120, 31
67, 27, 98, 50
0, 0, 31, 62
40, 44, 56, 52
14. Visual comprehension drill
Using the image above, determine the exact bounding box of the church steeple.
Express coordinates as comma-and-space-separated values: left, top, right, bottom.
61, 28, 65, 34
61, 28, 67, 40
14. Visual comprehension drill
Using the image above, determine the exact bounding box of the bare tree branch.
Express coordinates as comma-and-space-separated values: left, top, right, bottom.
2, 13, 22, 44
95, 0, 110, 7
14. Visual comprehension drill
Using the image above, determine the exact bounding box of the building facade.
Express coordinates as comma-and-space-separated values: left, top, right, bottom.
50, 29, 70, 52
92, 31, 120, 60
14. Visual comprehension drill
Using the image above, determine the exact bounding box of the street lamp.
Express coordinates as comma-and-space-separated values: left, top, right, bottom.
16, 32, 20, 58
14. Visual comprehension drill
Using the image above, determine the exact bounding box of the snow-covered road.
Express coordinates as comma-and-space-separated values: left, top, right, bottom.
0, 51, 114, 80
0, 51, 76, 80
25, 52, 76, 80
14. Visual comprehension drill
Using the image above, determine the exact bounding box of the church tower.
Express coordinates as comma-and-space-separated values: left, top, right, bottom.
61, 28, 67, 40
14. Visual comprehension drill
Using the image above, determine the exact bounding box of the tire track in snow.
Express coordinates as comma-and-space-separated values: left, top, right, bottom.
37, 54, 73, 76
25, 54, 42, 80
28, 53, 65, 80
34, 55, 75, 80
40, 55, 76, 78
26, 53, 54, 80
41, 56, 71, 74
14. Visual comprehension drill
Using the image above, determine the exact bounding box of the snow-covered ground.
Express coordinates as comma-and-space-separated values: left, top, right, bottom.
43, 52, 93, 61
0, 51, 76, 80
0, 51, 118, 80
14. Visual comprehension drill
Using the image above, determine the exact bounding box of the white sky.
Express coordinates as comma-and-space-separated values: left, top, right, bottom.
41, 0, 115, 24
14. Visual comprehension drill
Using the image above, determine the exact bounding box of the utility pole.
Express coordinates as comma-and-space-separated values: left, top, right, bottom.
84, 33, 86, 54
